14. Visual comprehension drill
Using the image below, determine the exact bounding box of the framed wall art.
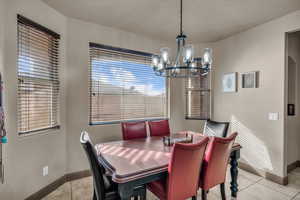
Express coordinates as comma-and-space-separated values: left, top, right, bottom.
222, 72, 237, 93
241, 71, 259, 88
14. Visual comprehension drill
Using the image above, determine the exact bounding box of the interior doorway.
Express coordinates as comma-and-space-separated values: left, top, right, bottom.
285, 31, 300, 175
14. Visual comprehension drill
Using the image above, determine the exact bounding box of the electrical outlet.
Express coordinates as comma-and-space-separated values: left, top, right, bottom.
268, 113, 279, 121
43, 166, 48, 176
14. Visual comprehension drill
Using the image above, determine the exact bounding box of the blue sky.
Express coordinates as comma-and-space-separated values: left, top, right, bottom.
92, 59, 166, 96
19, 55, 166, 96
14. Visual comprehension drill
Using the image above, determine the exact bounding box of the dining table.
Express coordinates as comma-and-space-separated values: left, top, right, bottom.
95, 132, 242, 200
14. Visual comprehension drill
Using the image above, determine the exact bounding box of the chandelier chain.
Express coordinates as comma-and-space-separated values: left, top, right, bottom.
180, 0, 183, 35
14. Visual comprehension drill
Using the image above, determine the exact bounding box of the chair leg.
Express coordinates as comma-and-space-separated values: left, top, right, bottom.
201, 189, 207, 200
93, 189, 97, 200
141, 185, 147, 200
220, 183, 226, 200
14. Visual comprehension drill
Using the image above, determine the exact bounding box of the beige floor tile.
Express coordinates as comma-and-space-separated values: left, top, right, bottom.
292, 193, 300, 200
42, 182, 71, 200
290, 168, 300, 175
289, 173, 300, 189
211, 169, 255, 198
238, 169, 263, 183
41, 169, 300, 200
257, 178, 299, 197
237, 183, 291, 200
71, 176, 93, 200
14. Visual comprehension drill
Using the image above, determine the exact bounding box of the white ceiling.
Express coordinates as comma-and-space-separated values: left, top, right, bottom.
42, 0, 300, 43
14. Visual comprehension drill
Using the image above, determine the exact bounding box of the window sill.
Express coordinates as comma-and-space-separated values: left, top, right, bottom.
185, 117, 209, 120
18, 126, 60, 138
90, 118, 169, 126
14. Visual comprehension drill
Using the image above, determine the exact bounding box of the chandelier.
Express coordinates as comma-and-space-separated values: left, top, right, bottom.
151, 0, 213, 78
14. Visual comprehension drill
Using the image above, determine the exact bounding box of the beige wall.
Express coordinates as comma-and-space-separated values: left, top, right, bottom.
1, 0, 300, 198
0, 0, 67, 199
212, 10, 300, 178
286, 32, 300, 165
0, 1, 202, 198
65, 18, 202, 173
0, 0, 5, 191
0, 0, 4, 74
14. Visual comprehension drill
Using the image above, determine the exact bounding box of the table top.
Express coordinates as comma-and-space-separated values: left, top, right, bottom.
95, 132, 241, 183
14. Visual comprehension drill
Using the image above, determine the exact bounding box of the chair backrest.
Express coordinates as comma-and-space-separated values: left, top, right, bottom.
200, 132, 238, 190
148, 119, 170, 137
203, 120, 230, 138
80, 131, 107, 200
167, 137, 209, 200
121, 121, 147, 140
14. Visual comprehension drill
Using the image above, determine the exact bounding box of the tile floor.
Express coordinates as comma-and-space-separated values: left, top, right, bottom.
43, 168, 300, 200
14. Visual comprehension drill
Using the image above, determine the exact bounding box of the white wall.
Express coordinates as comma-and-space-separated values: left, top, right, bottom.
0, 0, 67, 199
212, 10, 300, 178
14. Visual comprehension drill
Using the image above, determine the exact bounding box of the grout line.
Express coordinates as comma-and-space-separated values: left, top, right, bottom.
240, 178, 262, 192
290, 191, 300, 200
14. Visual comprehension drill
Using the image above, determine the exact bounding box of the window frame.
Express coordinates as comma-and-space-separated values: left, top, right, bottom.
17, 15, 61, 135
89, 43, 169, 125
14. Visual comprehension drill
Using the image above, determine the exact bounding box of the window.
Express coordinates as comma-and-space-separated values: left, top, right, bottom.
89, 43, 168, 124
186, 67, 211, 120
17, 15, 60, 134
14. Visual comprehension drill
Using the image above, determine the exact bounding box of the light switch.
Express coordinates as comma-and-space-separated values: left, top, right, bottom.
268, 113, 279, 121
43, 166, 48, 176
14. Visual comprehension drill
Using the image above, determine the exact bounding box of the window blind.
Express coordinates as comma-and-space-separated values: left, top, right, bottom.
89, 43, 167, 124
17, 15, 60, 134
186, 67, 211, 120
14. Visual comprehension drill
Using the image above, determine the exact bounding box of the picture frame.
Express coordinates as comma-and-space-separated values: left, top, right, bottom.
241, 71, 259, 88
222, 72, 237, 93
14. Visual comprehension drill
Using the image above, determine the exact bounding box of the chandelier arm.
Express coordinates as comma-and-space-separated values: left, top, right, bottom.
174, 47, 183, 67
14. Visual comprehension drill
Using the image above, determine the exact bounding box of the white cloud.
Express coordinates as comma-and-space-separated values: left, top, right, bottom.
134, 84, 164, 96
110, 67, 136, 83
109, 67, 164, 96
99, 74, 109, 83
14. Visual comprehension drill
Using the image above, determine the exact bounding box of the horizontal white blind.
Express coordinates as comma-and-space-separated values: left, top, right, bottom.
186, 69, 211, 119
89, 43, 167, 124
17, 15, 60, 134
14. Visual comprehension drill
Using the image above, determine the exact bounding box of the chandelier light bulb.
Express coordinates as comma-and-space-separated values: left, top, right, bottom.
183, 44, 194, 63
152, 55, 159, 67
160, 48, 170, 64
202, 48, 213, 67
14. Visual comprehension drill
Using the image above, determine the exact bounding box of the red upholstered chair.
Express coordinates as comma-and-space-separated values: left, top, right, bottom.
148, 120, 170, 137
199, 132, 238, 200
147, 137, 209, 200
121, 121, 147, 140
